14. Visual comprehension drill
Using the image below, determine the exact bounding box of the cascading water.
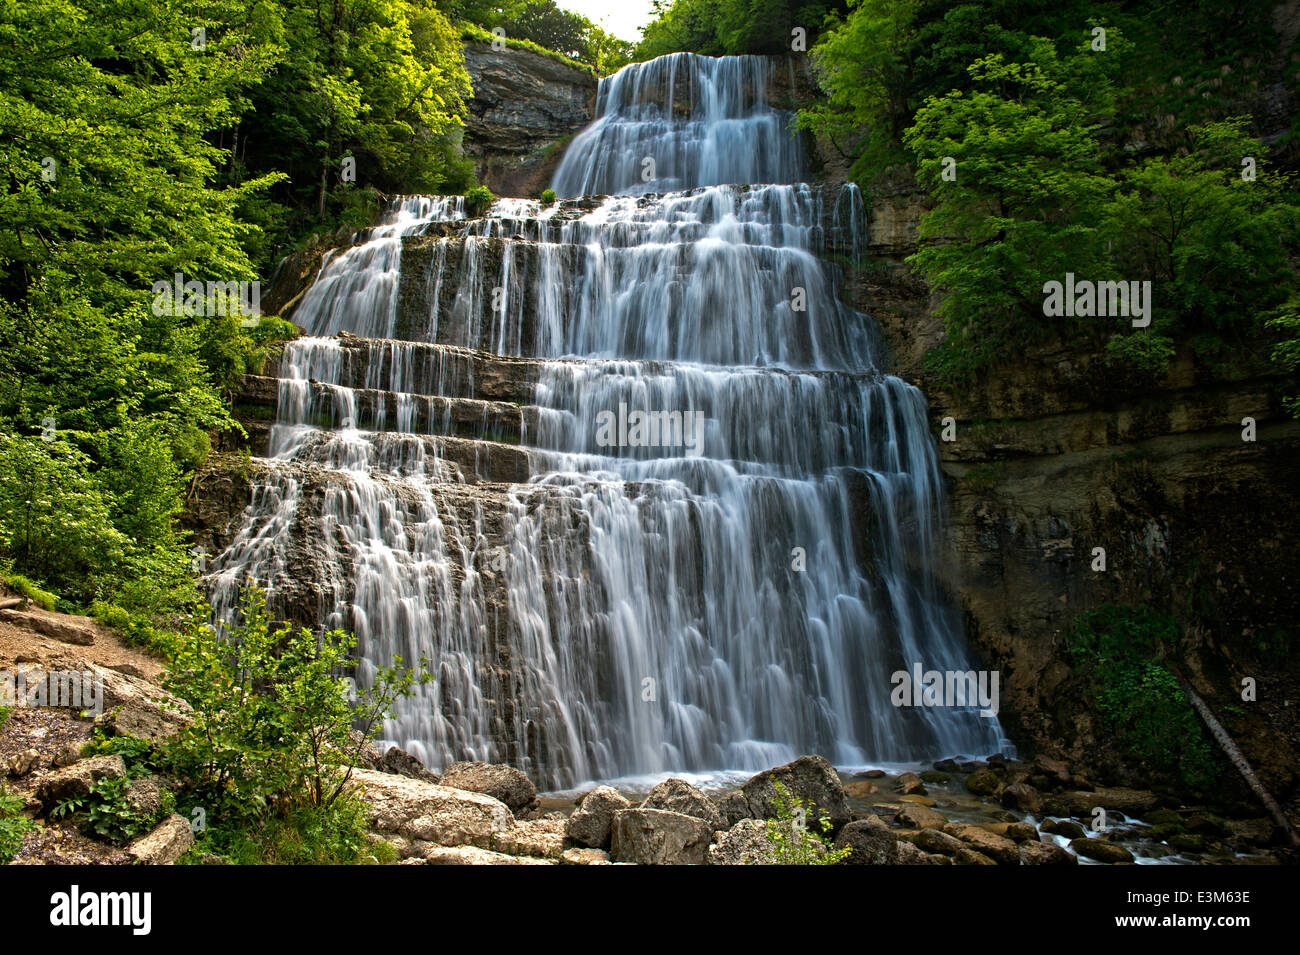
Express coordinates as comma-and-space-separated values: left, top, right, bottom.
208, 52, 1003, 790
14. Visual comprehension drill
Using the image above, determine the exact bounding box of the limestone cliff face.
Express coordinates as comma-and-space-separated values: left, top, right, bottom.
461, 42, 597, 197
854, 196, 1300, 800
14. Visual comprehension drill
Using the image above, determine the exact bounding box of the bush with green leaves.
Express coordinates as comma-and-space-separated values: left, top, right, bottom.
162, 587, 430, 817
540, 188, 557, 205
52, 775, 167, 846
762, 779, 851, 865
465, 185, 496, 217
0, 783, 34, 863
1068, 605, 1223, 789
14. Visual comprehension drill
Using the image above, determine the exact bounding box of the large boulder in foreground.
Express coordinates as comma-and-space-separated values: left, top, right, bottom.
438, 761, 537, 813
610, 808, 712, 865
741, 755, 850, 832
565, 785, 631, 849
89, 665, 192, 744
640, 778, 723, 832
349, 768, 514, 848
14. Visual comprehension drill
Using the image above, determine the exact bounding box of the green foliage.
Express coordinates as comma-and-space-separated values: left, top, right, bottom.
1269, 302, 1300, 417
163, 587, 430, 816
0, 783, 34, 863
82, 730, 162, 780
637, 0, 849, 58
540, 188, 557, 205
465, 184, 497, 217
189, 795, 395, 865
52, 775, 162, 845
1068, 606, 1223, 789
1, 572, 57, 611
762, 779, 851, 864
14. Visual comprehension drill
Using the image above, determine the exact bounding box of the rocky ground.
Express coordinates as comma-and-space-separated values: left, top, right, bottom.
0, 595, 1290, 865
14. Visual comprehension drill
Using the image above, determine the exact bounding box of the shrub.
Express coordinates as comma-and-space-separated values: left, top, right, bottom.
0, 783, 34, 863
540, 188, 557, 205
465, 184, 495, 217
762, 779, 851, 865
52, 775, 165, 845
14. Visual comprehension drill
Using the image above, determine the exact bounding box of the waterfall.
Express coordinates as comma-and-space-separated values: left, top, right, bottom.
208, 53, 1003, 789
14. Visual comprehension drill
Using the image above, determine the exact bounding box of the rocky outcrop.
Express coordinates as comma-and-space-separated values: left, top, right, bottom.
34, 755, 126, 808
565, 785, 631, 848
349, 769, 515, 848
707, 819, 776, 865
640, 778, 723, 832
439, 760, 538, 813
609, 808, 712, 865
461, 42, 596, 197
739, 754, 850, 832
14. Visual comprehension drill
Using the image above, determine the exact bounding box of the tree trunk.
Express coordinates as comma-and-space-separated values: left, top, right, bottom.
1173, 668, 1299, 847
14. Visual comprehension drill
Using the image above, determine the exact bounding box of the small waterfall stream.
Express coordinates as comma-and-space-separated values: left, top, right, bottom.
208, 53, 1003, 789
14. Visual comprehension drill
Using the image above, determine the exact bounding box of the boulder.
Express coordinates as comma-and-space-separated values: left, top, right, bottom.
1020, 840, 1078, 865
52, 742, 83, 769
947, 823, 1020, 865
966, 769, 1001, 795
844, 780, 878, 798
560, 847, 612, 865
610, 808, 712, 865
895, 803, 947, 830
492, 818, 566, 860
641, 778, 723, 832
1033, 754, 1071, 785
834, 815, 898, 865
565, 785, 631, 848
910, 827, 966, 856
895, 772, 926, 795
954, 847, 997, 865
439, 761, 537, 813
707, 819, 776, 865
933, 758, 960, 773
6, 748, 40, 777
90, 666, 192, 744
379, 746, 440, 783
126, 776, 164, 819
0, 608, 94, 645
34, 754, 126, 808
717, 790, 751, 827
1070, 837, 1136, 864
349, 768, 514, 848
1042, 818, 1086, 839
919, 771, 950, 784
741, 755, 850, 832
126, 814, 193, 865
422, 845, 554, 865
1001, 782, 1043, 813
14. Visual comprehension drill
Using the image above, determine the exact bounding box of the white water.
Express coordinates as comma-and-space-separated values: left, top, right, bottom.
208, 53, 1004, 788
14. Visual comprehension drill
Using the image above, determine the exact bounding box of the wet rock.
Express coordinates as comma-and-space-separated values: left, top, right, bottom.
1184, 813, 1228, 836
439, 761, 537, 813
1226, 818, 1276, 847
1021, 840, 1077, 865
844, 780, 878, 798
641, 777, 723, 831
1168, 833, 1205, 853
910, 827, 965, 855
1042, 818, 1086, 839
933, 758, 960, 773
947, 823, 1020, 865
565, 785, 631, 848
707, 819, 776, 865
896, 772, 926, 795
1057, 788, 1156, 815
126, 814, 193, 865
899, 794, 937, 806
954, 847, 997, 865
895, 803, 947, 830
349, 768, 514, 848
1001, 782, 1043, 813
741, 755, 850, 832
966, 769, 1000, 796
379, 746, 440, 783
34, 754, 126, 808
1032, 754, 1071, 785
919, 770, 950, 784
834, 815, 898, 865
1070, 837, 1135, 864
610, 808, 712, 865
